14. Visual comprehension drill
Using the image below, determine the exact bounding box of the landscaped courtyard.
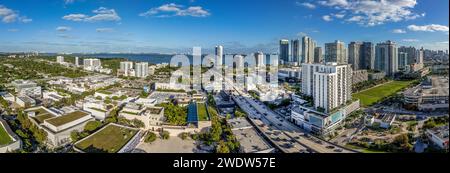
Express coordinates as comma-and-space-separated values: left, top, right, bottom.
353, 80, 416, 107
74, 124, 139, 153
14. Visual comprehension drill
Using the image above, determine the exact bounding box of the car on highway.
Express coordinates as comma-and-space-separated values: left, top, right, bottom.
334, 148, 343, 152
326, 146, 336, 149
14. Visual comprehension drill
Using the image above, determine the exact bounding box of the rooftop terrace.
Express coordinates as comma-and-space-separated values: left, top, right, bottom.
46, 111, 90, 127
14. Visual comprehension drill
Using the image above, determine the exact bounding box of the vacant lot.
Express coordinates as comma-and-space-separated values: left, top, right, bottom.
75, 124, 138, 153
353, 80, 415, 107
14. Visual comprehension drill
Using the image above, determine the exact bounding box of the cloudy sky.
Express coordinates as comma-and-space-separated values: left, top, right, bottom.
0, 0, 448, 53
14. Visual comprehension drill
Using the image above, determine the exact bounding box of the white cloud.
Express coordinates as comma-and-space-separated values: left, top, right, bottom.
0, 5, 32, 23
56, 26, 72, 32
318, 0, 423, 26
437, 41, 449, 44
402, 39, 419, 42
322, 15, 332, 22
297, 32, 307, 37
407, 24, 449, 32
63, 7, 121, 22
140, 3, 210, 18
333, 13, 345, 19
96, 28, 114, 33
297, 2, 316, 9
392, 29, 406, 34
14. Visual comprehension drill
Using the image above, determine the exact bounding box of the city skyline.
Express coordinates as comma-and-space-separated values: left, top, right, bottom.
0, 0, 449, 53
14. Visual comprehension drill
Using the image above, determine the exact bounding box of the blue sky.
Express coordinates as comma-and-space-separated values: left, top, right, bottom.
0, 0, 448, 53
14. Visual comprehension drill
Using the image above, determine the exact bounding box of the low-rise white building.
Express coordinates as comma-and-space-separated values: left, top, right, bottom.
291, 100, 360, 136
119, 102, 166, 130
0, 92, 15, 102
426, 126, 449, 150
25, 107, 95, 148
365, 113, 396, 129
16, 95, 36, 108
82, 100, 114, 120
43, 91, 70, 102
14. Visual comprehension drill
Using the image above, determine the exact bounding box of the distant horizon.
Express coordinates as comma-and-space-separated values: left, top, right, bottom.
1, 0, 449, 53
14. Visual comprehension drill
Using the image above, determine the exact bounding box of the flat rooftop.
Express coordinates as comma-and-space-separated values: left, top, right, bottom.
29, 108, 56, 124
429, 125, 449, 140
228, 118, 272, 153
74, 124, 139, 153
373, 113, 396, 123
147, 107, 163, 115
228, 117, 253, 130
45, 111, 90, 127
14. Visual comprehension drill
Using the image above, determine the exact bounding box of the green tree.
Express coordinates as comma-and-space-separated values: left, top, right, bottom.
179, 132, 189, 140
144, 132, 157, 143
132, 119, 145, 128
216, 140, 230, 153
84, 121, 103, 132
70, 131, 80, 141
160, 131, 170, 140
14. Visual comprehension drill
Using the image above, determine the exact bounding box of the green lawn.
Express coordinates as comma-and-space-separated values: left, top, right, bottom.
46, 111, 89, 127
345, 144, 388, 153
0, 124, 13, 145
75, 124, 138, 153
353, 80, 415, 107
197, 103, 209, 121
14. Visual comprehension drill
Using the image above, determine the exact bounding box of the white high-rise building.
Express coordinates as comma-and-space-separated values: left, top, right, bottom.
83, 59, 101, 71
215, 45, 223, 67
135, 62, 149, 78
56, 56, 64, 64
302, 36, 316, 64
75, 57, 80, 67
255, 52, 265, 67
301, 63, 352, 113
120, 61, 134, 77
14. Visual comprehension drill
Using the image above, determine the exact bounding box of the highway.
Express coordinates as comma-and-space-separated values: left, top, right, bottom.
232, 89, 357, 153
212, 69, 358, 153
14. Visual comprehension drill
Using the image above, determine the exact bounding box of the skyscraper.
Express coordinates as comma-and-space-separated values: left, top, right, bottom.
83, 59, 101, 71
398, 46, 417, 65
417, 48, 424, 64
348, 42, 362, 70
301, 63, 352, 113
120, 61, 134, 76
135, 62, 149, 78
375, 41, 398, 76
361, 42, 375, 70
302, 36, 316, 64
75, 56, 80, 67
255, 52, 265, 67
398, 52, 408, 71
325, 40, 347, 64
279, 39, 290, 63
314, 47, 323, 64
291, 39, 301, 64
215, 45, 223, 67
56, 56, 64, 64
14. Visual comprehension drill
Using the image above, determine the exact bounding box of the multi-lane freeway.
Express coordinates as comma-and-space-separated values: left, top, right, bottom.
230, 86, 357, 153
